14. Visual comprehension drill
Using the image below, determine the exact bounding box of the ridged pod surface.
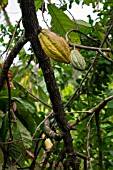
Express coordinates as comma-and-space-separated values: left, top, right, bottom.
38, 29, 71, 63
70, 49, 86, 71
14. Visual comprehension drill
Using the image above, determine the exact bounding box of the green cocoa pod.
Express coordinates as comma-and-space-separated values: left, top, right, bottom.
70, 49, 86, 71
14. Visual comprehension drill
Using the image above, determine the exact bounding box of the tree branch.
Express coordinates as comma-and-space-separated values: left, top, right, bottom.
66, 29, 112, 52
70, 95, 113, 127
98, 49, 113, 63
0, 34, 27, 91
20, 0, 78, 168
44, 118, 62, 140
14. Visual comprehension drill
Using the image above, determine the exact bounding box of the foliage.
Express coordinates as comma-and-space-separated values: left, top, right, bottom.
0, 0, 113, 169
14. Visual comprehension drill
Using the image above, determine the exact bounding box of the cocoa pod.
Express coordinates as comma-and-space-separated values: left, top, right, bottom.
38, 29, 71, 63
70, 49, 86, 71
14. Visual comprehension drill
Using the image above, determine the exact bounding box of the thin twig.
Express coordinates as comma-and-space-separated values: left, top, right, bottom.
59, 0, 79, 30
13, 154, 22, 166
1, 18, 22, 58
70, 95, 113, 127
68, 42, 111, 52
30, 134, 46, 170
101, 24, 113, 47
14, 80, 52, 109
76, 151, 88, 160
42, 1, 50, 29
98, 49, 113, 63
5, 17, 22, 59
66, 29, 112, 52
32, 111, 53, 139
67, 111, 91, 114
30, 131, 43, 170
3, 8, 11, 26
66, 29, 99, 43
0, 34, 27, 91
0, 137, 44, 145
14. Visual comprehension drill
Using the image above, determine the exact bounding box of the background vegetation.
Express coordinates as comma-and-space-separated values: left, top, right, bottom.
0, 0, 113, 169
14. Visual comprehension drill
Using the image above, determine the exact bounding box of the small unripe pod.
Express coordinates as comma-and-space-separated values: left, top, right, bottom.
70, 49, 86, 71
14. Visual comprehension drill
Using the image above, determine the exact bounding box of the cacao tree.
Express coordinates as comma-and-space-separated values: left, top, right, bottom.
0, 0, 113, 170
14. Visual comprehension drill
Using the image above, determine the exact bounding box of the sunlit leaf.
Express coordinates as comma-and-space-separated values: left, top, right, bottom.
76, 19, 91, 27
35, 0, 43, 11
48, 3, 81, 44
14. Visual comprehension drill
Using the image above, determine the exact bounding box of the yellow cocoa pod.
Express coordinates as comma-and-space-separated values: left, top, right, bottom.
38, 29, 71, 63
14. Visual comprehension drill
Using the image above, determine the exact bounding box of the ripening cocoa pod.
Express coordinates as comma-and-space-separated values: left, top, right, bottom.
70, 49, 86, 71
38, 29, 71, 63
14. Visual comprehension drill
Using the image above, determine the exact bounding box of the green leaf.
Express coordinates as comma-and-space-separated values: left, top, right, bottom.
82, 0, 91, 5
83, 0, 96, 6
15, 102, 36, 134
35, 0, 43, 11
75, 0, 80, 4
9, 143, 25, 167
0, 0, 8, 9
76, 20, 91, 27
99, 59, 111, 65
109, 151, 113, 156
95, 22, 106, 42
60, 4, 67, 11
11, 66, 20, 78
107, 131, 113, 137
0, 114, 9, 141
13, 120, 32, 148
107, 99, 113, 108
0, 116, 3, 129
38, 86, 48, 102
48, 3, 80, 44
12, 97, 35, 114
12, 82, 37, 104
62, 84, 74, 98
